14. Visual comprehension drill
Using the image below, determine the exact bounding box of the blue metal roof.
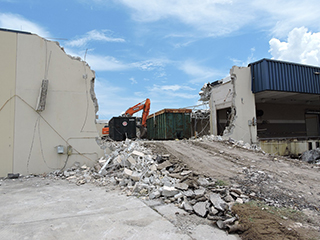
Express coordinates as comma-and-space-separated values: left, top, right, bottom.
249, 58, 320, 94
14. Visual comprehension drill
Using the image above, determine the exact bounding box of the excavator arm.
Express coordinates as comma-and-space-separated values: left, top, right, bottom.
124, 98, 150, 127
102, 98, 150, 139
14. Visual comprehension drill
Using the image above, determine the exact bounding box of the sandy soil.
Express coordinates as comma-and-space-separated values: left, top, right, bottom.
144, 139, 320, 240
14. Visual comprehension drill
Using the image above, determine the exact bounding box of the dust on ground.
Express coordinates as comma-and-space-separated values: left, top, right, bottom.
144, 138, 320, 240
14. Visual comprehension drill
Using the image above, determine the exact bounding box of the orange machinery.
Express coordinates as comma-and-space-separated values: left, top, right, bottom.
102, 98, 150, 137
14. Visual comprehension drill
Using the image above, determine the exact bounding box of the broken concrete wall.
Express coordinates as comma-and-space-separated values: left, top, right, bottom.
191, 110, 210, 137
209, 66, 257, 144
0, 29, 103, 177
228, 66, 257, 144
209, 81, 233, 136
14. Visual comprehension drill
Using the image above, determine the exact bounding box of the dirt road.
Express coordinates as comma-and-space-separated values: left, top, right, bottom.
145, 138, 320, 239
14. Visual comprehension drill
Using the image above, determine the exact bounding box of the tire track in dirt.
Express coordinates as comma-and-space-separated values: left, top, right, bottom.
159, 140, 242, 181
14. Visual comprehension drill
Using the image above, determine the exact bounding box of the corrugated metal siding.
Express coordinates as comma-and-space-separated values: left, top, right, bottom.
250, 58, 320, 94
147, 109, 192, 140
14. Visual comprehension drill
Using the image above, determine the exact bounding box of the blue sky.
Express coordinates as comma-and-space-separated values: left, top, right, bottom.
1, 0, 320, 120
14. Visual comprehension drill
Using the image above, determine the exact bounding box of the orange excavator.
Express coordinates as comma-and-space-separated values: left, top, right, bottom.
102, 98, 150, 138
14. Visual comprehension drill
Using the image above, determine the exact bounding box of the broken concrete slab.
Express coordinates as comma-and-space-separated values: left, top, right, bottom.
132, 150, 145, 158
210, 193, 228, 212
183, 200, 194, 212
197, 177, 210, 186
181, 170, 192, 176
193, 201, 208, 217
162, 186, 179, 197
224, 194, 234, 202
149, 190, 161, 199
235, 198, 243, 204
216, 220, 227, 229
175, 182, 189, 191
194, 188, 206, 197
131, 171, 142, 181
157, 161, 173, 170
211, 206, 219, 215
182, 189, 195, 197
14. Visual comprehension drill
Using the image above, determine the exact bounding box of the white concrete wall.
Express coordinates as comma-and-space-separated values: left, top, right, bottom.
228, 66, 257, 144
209, 81, 233, 135
209, 66, 257, 144
0, 30, 103, 177
0, 31, 17, 177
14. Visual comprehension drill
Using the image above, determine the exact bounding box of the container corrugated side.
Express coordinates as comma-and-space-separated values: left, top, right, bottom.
147, 109, 192, 140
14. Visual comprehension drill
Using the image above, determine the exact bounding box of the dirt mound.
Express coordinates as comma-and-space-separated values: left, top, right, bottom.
232, 203, 302, 240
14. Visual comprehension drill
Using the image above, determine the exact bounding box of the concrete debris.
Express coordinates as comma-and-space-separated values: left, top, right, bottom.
193, 201, 208, 217
48, 138, 245, 232
192, 134, 263, 152
194, 188, 206, 197
162, 186, 179, 197
149, 190, 161, 199
182, 199, 194, 212
157, 161, 173, 170
180, 170, 192, 176
210, 193, 228, 212
216, 220, 227, 229
175, 182, 189, 191
300, 148, 320, 164
197, 177, 210, 187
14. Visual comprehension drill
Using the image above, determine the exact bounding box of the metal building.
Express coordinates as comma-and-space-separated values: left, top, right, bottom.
205, 58, 320, 156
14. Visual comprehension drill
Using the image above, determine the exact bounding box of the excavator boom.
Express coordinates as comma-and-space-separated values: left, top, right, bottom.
124, 98, 150, 127
102, 98, 151, 139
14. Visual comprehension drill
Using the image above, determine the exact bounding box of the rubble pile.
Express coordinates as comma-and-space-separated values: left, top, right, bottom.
301, 148, 320, 164
192, 135, 262, 152
49, 139, 250, 231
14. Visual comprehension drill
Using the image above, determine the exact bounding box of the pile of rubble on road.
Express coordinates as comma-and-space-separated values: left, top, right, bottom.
192, 135, 262, 152
48, 139, 250, 232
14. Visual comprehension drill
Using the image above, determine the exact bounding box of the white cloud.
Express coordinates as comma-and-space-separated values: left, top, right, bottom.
180, 60, 222, 83
105, 0, 320, 39
64, 47, 171, 72
230, 48, 256, 67
252, 0, 320, 38
117, 0, 253, 36
129, 77, 137, 84
161, 85, 195, 91
269, 27, 320, 66
0, 12, 49, 37
87, 54, 131, 71
132, 59, 167, 71
63, 47, 131, 71
148, 84, 197, 99
66, 29, 125, 47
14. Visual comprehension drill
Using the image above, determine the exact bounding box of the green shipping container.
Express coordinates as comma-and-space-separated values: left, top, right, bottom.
147, 109, 192, 140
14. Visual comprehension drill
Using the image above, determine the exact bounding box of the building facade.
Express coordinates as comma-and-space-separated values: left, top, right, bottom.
204, 59, 320, 156
0, 29, 103, 177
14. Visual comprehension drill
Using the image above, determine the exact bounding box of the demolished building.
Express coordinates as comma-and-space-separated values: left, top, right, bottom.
201, 59, 320, 156
0, 28, 103, 177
